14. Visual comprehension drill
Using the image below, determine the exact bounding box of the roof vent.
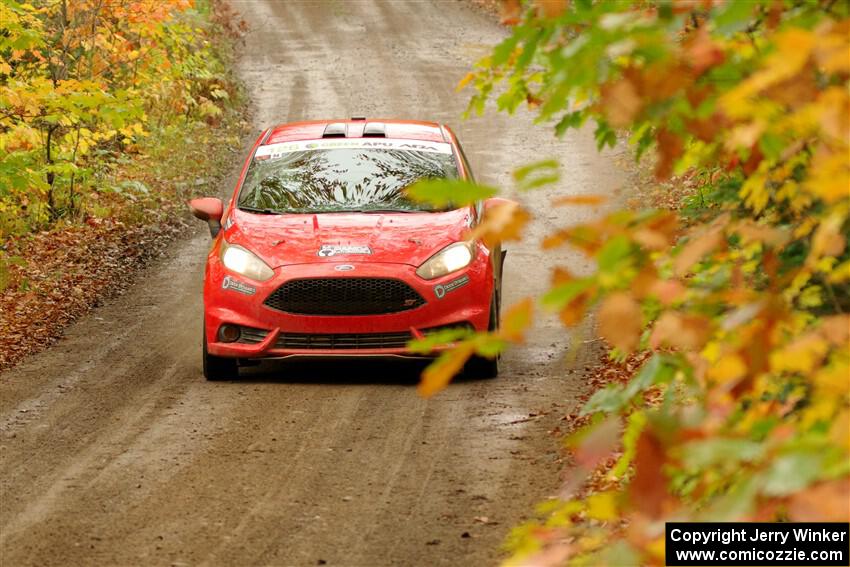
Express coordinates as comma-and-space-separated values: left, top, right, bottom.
351, 116, 366, 121
362, 122, 386, 137
322, 123, 347, 138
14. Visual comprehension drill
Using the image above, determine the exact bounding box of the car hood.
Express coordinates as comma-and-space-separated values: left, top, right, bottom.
224, 208, 473, 268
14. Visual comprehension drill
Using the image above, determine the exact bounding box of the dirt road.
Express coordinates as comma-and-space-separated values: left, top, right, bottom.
0, 2, 627, 565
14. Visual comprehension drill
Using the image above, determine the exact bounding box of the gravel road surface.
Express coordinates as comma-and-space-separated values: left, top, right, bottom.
0, 2, 627, 565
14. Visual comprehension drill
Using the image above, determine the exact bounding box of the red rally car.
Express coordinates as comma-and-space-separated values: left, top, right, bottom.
188, 118, 505, 381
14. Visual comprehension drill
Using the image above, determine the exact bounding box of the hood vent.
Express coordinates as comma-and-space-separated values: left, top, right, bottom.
362, 122, 386, 137
322, 123, 347, 138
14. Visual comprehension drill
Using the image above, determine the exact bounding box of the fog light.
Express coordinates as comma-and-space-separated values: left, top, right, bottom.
218, 324, 241, 343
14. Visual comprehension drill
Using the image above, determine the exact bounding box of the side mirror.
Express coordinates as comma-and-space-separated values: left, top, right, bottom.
188, 197, 224, 238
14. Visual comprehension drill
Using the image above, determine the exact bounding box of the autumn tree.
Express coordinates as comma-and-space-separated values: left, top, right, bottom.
411, 0, 850, 564
0, 0, 234, 236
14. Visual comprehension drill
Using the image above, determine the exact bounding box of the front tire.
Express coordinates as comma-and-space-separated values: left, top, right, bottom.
203, 326, 238, 381
465, 289, 500, 379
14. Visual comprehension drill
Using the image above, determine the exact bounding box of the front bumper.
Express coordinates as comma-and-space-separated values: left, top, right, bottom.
203, 256, 493, 359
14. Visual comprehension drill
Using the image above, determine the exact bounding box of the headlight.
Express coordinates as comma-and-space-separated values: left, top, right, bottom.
416, 241, 475, 280
220, 239, 274, 281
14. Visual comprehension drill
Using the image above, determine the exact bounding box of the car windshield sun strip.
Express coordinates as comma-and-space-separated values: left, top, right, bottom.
238, 206, 425, 214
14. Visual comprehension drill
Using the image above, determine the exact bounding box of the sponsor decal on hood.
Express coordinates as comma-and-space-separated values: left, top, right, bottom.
317, 244, 372, 257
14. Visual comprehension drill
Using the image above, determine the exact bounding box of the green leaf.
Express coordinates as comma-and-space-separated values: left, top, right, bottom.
541, 277, 594, 310
713, 1, 757, 34
612, 410, 646, 476
513, 159, 560, 191
760, 451, 824, 496
554, 111, 585, 137
405, 178, 496, 207
596, 234, 632, 273
681, 438, 765, 469
407, 327, 475, 354
491, 35, 520, 67
581, 355, 677, 415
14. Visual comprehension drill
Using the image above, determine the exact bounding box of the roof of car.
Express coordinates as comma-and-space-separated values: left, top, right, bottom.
264, 119, 450, 145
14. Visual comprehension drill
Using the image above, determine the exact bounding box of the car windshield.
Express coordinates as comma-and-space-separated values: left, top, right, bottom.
237, 139, 458, 213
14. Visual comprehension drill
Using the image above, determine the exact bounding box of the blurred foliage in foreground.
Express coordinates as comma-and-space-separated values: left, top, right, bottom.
412, 0, 849, 564
0, 0, 243, 240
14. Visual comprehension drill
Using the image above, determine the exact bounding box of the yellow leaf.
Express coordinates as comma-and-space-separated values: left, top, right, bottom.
830, 410, 850, 452
708, 354, 747, 383
722, 29, 815, 119
646, 536, 666, 561
586, 491, 617, 521
829, 259, 850, 283
769, 333, 828, 374
456, 72, 475, 92
804, 150, 850, 204
739, 162, 770, 213
813, 360, 850, 397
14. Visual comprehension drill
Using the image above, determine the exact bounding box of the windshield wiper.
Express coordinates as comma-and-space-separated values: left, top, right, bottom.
238, 205, 283, 214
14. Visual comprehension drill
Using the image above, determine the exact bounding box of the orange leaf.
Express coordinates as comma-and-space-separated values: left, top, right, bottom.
632, 228, 671, 251
649, 279, 687, 306
651, 311, 711, 351
733, 220, 790, 248
552, 194, 607, 207
552, 266, 575, 285
535, 0, 568, 18
674, 222, 727, 277
598, 292, 643, 352
572, 415, 621, 469
685, 27, 725, 76
629, 428, 670, 519
559, 289, 593, 327
821, 315, 850, 345
418, 342, 476, 398
789, 479, 850, 522
601, 78, 642, 128
469, 202, 530, 247
499, 298, 535, 342
499, 0, 522, 25
655, 128, 684, 180
632, 263, 659, 300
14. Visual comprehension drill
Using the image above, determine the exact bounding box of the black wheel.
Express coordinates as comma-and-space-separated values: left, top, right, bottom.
465, 287, 501, 379
203, 326, 238, 381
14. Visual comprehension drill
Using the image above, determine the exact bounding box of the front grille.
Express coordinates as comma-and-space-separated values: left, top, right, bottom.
237, 324, 472, 350
263, 278, 425, 316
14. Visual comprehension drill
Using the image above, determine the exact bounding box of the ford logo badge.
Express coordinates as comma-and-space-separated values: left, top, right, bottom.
334, 264, 355, 272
